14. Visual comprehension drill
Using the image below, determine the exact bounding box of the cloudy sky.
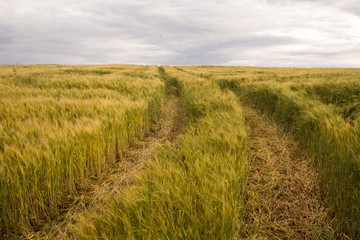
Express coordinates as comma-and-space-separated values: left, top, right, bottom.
1, 0, 359, 67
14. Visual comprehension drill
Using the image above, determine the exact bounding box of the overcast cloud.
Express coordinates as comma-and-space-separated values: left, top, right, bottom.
0, 0, 359, 67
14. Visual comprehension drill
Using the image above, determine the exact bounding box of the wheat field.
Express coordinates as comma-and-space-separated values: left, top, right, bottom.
0, 65, 359, 239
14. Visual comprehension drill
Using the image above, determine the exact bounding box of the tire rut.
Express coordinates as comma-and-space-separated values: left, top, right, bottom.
240, 106, 337, 240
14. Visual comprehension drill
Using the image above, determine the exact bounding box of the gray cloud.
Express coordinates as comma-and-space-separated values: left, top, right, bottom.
0, 0, 359, 67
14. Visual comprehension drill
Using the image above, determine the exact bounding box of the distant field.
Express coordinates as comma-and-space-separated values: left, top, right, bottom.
0, 65, 359, 239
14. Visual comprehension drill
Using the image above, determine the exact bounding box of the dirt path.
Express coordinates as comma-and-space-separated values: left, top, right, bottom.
240, 106, 337, 239
30, 93, 185, 239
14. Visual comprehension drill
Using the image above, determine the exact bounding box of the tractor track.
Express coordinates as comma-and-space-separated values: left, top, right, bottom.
240, 105, 337, 239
